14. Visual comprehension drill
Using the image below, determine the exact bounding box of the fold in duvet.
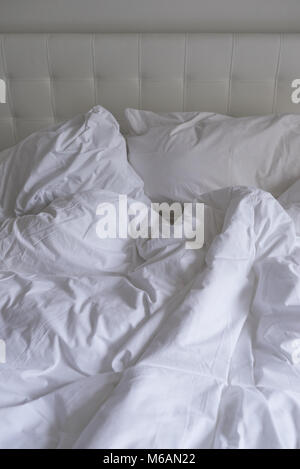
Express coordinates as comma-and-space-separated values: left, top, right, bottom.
0, 183, 300, 448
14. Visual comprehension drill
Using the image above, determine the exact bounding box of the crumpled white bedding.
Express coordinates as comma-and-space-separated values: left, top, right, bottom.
1, 110, 300, 449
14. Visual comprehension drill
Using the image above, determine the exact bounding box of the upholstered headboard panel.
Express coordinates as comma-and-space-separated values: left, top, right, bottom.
0, 33, 300, 151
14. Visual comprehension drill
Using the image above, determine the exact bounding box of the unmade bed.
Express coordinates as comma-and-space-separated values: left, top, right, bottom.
1, 33, 300, 449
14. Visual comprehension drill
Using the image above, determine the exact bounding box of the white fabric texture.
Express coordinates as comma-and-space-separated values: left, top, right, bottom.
2, 33, 300, 152
0, 105, 144, 220
125, 109, 300, 202
1, 108, 300, 448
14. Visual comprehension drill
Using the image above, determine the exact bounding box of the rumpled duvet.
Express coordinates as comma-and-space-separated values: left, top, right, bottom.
1, 107, 300, 449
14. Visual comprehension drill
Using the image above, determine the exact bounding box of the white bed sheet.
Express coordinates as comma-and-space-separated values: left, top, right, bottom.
1, 115, 300, 448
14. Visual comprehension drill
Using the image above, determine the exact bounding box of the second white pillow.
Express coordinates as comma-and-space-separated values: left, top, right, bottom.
125, 108, 300, 202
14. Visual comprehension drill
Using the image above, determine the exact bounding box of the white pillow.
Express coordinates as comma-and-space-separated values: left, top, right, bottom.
0, 105, 143, 220
125, 108, 300, 202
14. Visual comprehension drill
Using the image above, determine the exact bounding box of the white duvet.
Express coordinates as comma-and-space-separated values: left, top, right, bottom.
1, 107, 300, 449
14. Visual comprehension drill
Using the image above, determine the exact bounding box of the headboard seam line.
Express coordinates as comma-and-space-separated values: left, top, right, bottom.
227, 32, 235, 114
46, 34, 56, 123
272, 33, 283, 113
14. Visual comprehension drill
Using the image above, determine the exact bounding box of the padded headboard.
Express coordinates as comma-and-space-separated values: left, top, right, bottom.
1, 33, 300, 151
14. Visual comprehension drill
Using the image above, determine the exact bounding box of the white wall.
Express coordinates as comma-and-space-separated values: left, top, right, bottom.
1, 0, 300, 33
